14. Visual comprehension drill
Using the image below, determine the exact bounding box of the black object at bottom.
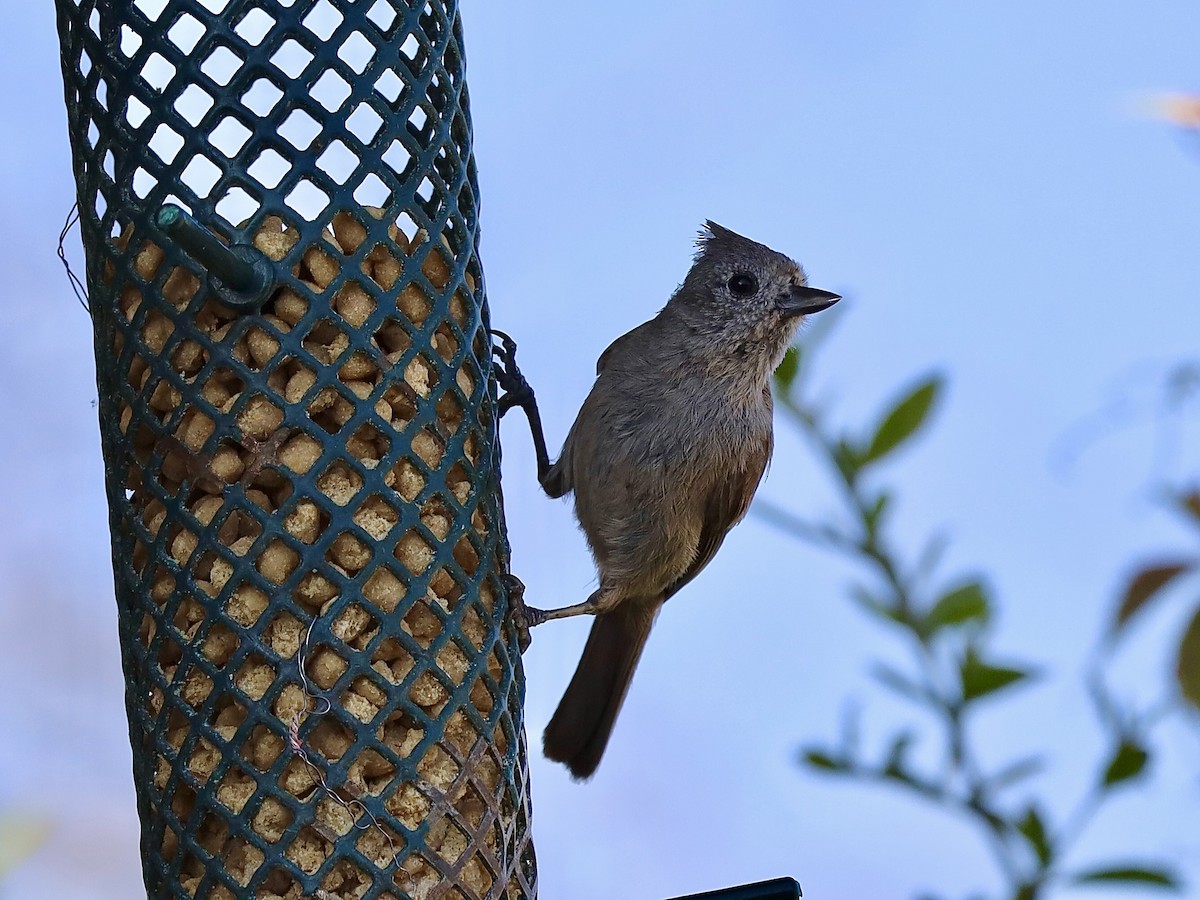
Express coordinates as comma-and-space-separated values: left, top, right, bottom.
668, 876, 802, 900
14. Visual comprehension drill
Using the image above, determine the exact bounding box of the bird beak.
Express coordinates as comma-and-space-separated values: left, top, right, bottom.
779, 285, 841, 316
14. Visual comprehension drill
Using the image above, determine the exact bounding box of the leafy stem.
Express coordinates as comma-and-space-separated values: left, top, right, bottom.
765, 325, 1181, 899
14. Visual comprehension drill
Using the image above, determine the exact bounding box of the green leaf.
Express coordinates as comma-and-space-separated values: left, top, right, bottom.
801, 749, 848, 772
1072, 866, 1180, 889
1101, 739, 1149, 787
1114, 561, 1194, 630
774, 346, 801, 393
1016, 806, 1053, 866
923, 581, 990, 635
832, 438, 862, 482
960, 649, 1034, 703
862, 376, 943, 464
1177, 605, 1200, 711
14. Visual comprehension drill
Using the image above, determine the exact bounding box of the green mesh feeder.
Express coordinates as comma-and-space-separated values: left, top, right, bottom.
53, 0, 536, 896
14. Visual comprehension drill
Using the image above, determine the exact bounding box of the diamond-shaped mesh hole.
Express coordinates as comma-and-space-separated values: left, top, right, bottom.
140, 51, 175, 90
200, 44, 243, 86
270, 38, 313, 80
173, 85, 213, 128
280, 496, 325, 545
389, 457, 425, 503
317, 138, 360, 185
279, 108, 320, 150
347, 102, 384, 143
293, 569, 340, 613
345, 423, 387, 466
338, 30, 375, 74
181, 154, 222, 197
202, 622, 240, 668
234, 7, 274, 44
171, 338, 207, 377
125, 95, 150, 128
333, 278, 376, 328
302, 0, 343, 41
375, 318, 414, 358
382, 138, 412, 176
250, 796, 293, 843
248, 147, 291, 190
187, 734, 225, 785
208, 116, 252, 158
374, 67, 403, 103
312, 68, 352, 112
262, 608, 303, 659
407, 425, 444, 469
256, 537, 299, 586
307, 645, 349, 692
216, 765, 257, 814
394, 527, 434, 578
307, 717, 354, 763
215, 186, 260, 228
430, 561, 464, 606
316, 458, 363, 506
234, 654, 276, 701
286, 826, 330, 875
341, 678, 385, 725
328, 530, 372, 576
242, 77, 283, 116
334, 602, 379, 646
286, 178, 331, 220
360, 565, 406, 616
224, 835, 266, 887
372, 635, 415, 686
367, 0, 396, 31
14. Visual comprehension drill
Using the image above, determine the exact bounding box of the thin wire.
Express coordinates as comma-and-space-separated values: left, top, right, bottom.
290, 615, 407, 882
57, 203, 91, 314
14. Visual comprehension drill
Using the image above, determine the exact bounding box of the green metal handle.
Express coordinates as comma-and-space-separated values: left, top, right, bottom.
155, 204, 277, 310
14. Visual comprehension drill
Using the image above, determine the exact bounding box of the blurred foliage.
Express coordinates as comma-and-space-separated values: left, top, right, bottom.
763, 315, 1187, 899
0, 810, 52, 889
1108, 490, 1200, 711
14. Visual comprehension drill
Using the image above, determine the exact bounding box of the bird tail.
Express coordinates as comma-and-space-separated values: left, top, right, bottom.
542, 603, 657, 780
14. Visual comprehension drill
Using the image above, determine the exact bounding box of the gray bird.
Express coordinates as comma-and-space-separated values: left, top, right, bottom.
492, 221, 840, 780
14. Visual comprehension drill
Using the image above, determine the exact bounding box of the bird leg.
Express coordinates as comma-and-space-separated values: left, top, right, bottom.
490, 329, 553, 487
533, 587, 619, 621
502, 576, 620, 650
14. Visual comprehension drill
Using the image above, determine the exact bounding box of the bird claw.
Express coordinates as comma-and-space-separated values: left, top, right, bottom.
502, 573, 545, 653
490, 329, 535, 417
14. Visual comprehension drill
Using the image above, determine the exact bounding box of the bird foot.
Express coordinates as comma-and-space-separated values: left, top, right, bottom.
502, 573, 546, 653
490, 329, 536, 417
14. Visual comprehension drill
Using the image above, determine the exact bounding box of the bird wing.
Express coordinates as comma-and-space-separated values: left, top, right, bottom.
544, 320, 661, 497
661, 429, 773, 602
596, 320, 658, 375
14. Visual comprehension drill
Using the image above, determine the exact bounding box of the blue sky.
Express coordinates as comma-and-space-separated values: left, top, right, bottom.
2, 1, 1199, 898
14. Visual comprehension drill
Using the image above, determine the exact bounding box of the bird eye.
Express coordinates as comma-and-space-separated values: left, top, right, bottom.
727, 273, 758, 297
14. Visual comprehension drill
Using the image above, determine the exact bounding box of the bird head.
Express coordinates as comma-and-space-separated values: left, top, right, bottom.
670, 221, 840, 373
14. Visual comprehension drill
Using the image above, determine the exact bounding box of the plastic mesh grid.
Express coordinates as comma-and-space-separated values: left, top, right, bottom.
54, 0, 536, 897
